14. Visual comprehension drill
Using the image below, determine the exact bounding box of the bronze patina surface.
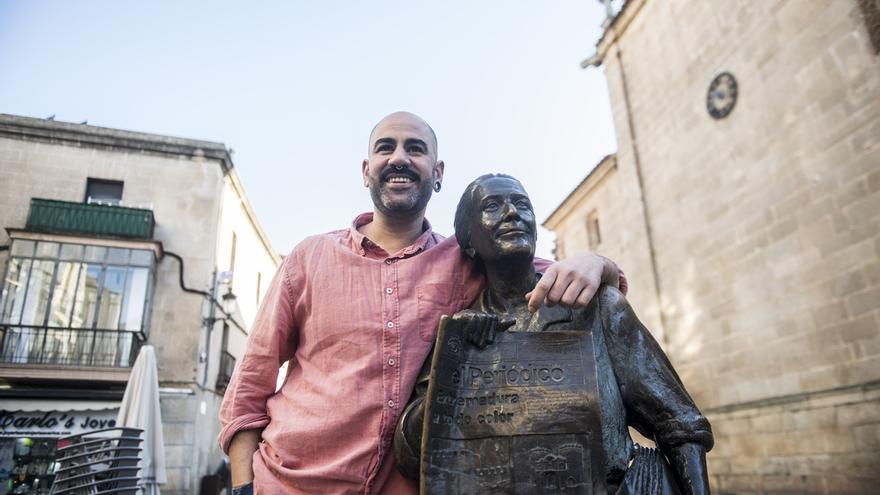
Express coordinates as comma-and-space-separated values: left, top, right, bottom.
421, 316, 606, 494
394, 174, 713, 495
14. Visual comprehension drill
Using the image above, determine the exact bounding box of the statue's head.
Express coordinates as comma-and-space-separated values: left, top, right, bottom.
454, 174, 537, 264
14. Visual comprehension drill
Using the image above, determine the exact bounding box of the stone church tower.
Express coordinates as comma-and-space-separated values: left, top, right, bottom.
545, 0, 880, 492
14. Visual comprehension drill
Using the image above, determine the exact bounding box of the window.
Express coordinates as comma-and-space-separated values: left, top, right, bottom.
587, 210, 601, 250
0, 239, 155, 366
85, 178, 123, 205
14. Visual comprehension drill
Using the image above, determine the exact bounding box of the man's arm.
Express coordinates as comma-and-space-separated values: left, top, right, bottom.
526, 252, 623, 313
218, 253, 300, 486
229, 429, 263, 487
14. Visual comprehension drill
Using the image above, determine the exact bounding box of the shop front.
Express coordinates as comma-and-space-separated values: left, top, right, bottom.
0, 400, 118, 495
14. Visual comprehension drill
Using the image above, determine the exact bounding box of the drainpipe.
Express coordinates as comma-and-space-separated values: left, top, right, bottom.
202, 270, 220, 388
582, 43, 670, 346
613, 47, 670, 346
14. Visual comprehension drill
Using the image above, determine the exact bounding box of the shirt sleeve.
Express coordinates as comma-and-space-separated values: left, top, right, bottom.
597, 286, 713, 451
218, 251, 300, 453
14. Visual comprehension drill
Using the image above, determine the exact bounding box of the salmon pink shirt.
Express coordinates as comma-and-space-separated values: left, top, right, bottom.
219, 213, 626, 494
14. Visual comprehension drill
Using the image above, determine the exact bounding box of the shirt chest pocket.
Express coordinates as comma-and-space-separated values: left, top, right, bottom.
416, 283, 458, 342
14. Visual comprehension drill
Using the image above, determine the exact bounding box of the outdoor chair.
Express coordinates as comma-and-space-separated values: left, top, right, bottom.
49, 427, 144, 495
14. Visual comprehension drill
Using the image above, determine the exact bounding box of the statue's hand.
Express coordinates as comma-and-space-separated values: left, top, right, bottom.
526, 252, 619, 313
451, 310, 516, 349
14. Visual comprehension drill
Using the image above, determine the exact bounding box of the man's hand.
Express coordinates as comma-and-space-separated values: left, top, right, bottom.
451, 310, 516, 348
525, 252, 620, 313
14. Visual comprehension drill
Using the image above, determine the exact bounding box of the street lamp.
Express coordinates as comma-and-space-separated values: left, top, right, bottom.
221, 287, 237, 316
201, 284, 239, 388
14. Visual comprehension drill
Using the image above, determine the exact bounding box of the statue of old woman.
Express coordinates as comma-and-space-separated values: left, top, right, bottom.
394, 174, 714, 494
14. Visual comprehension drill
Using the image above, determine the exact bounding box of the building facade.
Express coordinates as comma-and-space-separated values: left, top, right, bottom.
0, 114, 280, 494
545, 0, 880, 492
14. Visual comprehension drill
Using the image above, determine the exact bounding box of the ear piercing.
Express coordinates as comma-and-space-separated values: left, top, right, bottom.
434, 181, 442, 192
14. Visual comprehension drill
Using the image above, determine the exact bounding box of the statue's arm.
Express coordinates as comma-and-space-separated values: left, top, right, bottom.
666, 443, 711, 495
597, 286, 713, 494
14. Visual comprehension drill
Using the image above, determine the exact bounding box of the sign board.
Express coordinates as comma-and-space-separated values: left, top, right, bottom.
421, 317, 606, 494
0, 409, 118, 437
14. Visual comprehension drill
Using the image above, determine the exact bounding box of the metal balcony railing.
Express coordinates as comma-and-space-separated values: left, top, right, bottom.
0, 326, 142, 367
25, 198, 155, 239
216, 351, 236, 391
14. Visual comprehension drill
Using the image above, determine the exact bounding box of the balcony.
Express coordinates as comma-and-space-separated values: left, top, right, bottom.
0, 326, 142, 368
216, 351, 236, 392
25, 198, 155, 240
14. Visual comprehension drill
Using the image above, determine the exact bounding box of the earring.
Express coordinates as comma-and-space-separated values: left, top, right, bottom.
434, 181, 442, 192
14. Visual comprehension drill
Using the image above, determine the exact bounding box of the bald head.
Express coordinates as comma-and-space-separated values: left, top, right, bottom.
368, 111, 438, 156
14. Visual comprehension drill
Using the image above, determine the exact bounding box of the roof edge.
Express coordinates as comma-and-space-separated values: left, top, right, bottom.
224, 168, 282, 265
543, 154, 617, 229
590, 0, 647, 64
0, 113, 233, 172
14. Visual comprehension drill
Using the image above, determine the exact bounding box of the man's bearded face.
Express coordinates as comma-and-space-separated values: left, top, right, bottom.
363, 113, 442, 219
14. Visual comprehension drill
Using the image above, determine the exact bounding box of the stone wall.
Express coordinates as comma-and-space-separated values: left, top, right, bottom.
707, 383, 880, 493
547, 0, 880, 491
161, 393, 200, 494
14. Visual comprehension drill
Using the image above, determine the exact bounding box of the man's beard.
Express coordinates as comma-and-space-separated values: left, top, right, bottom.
369, 177, 434, 219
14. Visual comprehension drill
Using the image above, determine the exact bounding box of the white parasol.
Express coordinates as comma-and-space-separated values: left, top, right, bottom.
116, 345, 167, 494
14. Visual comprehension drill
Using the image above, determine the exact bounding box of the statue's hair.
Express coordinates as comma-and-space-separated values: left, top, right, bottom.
454, 173, 523, 253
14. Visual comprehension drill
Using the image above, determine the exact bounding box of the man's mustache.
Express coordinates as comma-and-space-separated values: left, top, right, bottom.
380, 166, 420, 183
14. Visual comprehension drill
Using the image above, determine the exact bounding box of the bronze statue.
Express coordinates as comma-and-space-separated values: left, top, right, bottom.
394, 174, 713, 494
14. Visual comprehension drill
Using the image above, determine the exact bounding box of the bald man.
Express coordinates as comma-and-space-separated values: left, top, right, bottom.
219, 112, 623, 494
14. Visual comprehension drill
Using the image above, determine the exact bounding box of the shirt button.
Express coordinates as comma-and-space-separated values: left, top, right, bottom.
388, 400, 394, 408
385, 259, 393, 265
388, 357, 395, 366
386, 288, 393, 294
387, 321, 394, 328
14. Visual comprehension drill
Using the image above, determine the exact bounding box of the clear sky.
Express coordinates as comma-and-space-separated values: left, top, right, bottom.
0, 1, 617, 259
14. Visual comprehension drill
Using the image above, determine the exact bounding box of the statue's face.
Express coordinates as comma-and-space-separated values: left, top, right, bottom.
468, 177, 537, 262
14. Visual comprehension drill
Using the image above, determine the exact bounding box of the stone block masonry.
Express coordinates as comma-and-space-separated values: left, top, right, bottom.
546, 0, 880, 491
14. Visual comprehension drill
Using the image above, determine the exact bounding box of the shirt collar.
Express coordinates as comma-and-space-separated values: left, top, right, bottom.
349, 212, 437, 258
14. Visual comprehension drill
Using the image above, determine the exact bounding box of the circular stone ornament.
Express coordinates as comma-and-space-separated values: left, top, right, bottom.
706, 72, 738, 119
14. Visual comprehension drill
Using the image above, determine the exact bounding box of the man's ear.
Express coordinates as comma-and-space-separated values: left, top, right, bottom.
361, 159, 370, 187
433, 160, 445, 183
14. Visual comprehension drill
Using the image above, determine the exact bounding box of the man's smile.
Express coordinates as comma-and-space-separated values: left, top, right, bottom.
387, 175, 415, 184
381, 168, 421, 191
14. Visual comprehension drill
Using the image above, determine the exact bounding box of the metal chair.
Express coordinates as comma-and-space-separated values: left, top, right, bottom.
50, 427, 144, 495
